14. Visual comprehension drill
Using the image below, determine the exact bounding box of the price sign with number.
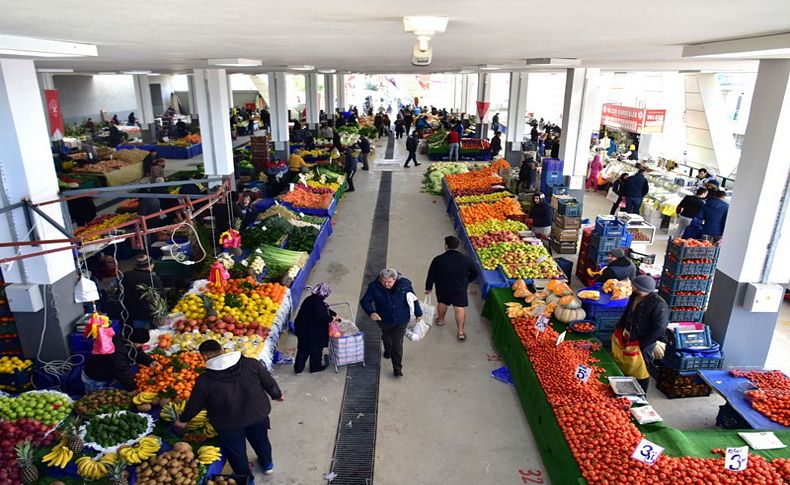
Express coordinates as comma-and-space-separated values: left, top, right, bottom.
725, 446, 748, 471
631, 438, 664, 465
575, 364, 592, 383
535, 315, 550, 332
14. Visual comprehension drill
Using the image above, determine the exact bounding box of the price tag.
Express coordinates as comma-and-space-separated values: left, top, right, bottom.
555, 331, 566, 347
261, 226, 267, 231
631, 438, 664, 465
575, 364, 592, 383
240, 259, 249, 267
534, 315, 550, 332
274, 200, 280, 206
255, 248, 262, 254
299, 212, 305, 218
289, 183, 295, 192
725, 446, 749, 471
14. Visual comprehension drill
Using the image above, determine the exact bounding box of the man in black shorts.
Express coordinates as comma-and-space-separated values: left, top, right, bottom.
425, 236, 479, 340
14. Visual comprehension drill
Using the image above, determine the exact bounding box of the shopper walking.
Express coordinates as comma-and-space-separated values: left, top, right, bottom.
609, 173, 629, 215
359, 135, 371, 170
382, 113, 391, 136
344, 145, 357, 192
374, 112, 384, 138
519, 154, 538, 193
530, 123, 540, 150
121, 255, 164, 329
674, 187, 708, 237
361, 269, 422, 377
586, 153, 603, 191
595, 248, 636, 283
622, 167, 649, 214
612, 275, 668, 392
490, 131, 503, 158
403, 110, 413, 134
424, 236, 479, 340
447, 128, 461, 162
293, 283, 334, 374
394, 115, 405, 139
404, 132, 420, 167
699, 190, 728, 242
529, 192, 553, 237
176, 340, 283, 476
491, 112, 500, 133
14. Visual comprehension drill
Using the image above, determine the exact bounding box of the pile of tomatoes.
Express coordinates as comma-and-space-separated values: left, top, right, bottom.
732, 370, 790, 427
672, 238, 717, 248
509, 316, 788, 483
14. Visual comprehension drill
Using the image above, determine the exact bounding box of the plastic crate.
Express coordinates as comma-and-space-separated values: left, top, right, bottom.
550, 227, 580, 242
541, 158, 563, 172
657, 379, 712, 399
541, 170, 563, 186
553, 214, 581, 229
660, 292, 709, 308
667, 240, 720, 260
667, 325, 712, 349
594, 217, 625, 238
557, 199, 583, 217
550, 240, 577, 254
595, 316, 621, 333
0, 338, 22, 355
590, 233, 623, 253
716, 404, 750, 429
663, 257, 716, 276
595, 331, 614, 348
587, 246, 611, 267
584, 301, 628, 320
660, 274, 714, 292
663, 349, 723, 371
0, 368, 32, 392
669, 308, 705, 322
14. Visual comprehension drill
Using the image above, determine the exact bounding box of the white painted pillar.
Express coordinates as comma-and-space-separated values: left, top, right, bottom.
226, 73, 234, 110
186, 74, 197, 117
504, 72, 529, 166
476, 72, 492, 137
459, 74, 470, 114
324, 74, 335, 119
267, 71, 290, 160
133, 74, 155, 124
706, 60, 790, 368
337, 74, 346, 112
559, 68, 603, 197
37, 73, 54, 90
305, 72, 320, 128
193, 69, 234, 186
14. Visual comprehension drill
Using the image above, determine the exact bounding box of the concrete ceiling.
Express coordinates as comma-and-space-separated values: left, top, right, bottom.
1, 0, 789, 73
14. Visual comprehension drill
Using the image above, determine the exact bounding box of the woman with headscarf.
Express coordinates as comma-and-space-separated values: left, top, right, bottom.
586, 153, 603, 191
293, 283, 335, 374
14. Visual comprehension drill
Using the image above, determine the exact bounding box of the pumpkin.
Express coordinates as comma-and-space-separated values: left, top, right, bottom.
552, 282, 573, 296
554, 306, 586, 323
545, 279, 562, 292
558, 295, 582, 308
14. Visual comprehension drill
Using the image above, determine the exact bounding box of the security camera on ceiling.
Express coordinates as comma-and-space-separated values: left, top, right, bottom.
412, 43, 433, 66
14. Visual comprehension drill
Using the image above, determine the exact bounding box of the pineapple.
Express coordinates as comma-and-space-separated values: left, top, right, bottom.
60, 415, 84, 453
137, 284, 169, 327
15, 439, 38, 484
201, 294, 218, 319
107, 457, 130, 485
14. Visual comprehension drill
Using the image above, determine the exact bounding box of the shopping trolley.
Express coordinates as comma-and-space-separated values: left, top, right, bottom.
327, 302, 366, 373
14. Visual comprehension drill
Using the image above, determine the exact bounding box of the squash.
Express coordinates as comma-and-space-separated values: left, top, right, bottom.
546, 292, 561, 305
552, 282, 573, 296
545, 279, 562, 292
554, 306, 586, 323
558, 295, 582, 308
511, 279, 533, 299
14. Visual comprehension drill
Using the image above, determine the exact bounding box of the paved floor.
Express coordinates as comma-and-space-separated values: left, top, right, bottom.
236, 138, 790, 484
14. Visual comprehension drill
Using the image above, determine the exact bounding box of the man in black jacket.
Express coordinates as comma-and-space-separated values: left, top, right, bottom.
609, 173, 629, 215
674, 187, 707, 237
615, 275, 669, 392
595, 248, 636, 283
529, 193, 553, 237
82, 328, 155, 393
490, 131, 503, 158
121, 255, 164, 328
404, 132, 420, 167
344, 146, 357, 192
359, 135, 371, 170
176, 340, 283, 476
425, 236, 479, 340
622, 168, 650, 214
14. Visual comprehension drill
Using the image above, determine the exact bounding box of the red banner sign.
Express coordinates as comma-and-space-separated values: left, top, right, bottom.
44, 89, 65, 141
476, 100, 490, 120
601, 103, 665, 134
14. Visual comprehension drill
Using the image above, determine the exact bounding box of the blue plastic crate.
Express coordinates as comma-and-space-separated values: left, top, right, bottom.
667, 325, 712, 349
621, 231, 633, 248
669, 308, 705, 322
663, 349, 723, 371
594, 217, 625, 238
542, 184, 567, 200
590, 233, 623, 253
660, 275, 714, 292
541, 171, 563, 186
660, 292, 709, 308
663, 257, 716, 276
557, 199, 583, 217
541, 158, 563, 172
587, 246, 611, 266
667, 240, 720, 260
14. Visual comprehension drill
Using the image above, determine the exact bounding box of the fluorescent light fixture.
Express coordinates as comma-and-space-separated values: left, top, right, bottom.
0, 34, 97, 57
122, 70, 152, 75
317, 69, 336, 74
479, 65, 501, 71
98, 71, 117, 75
403, 16, 449, 35
526, 58, 581, 66
36, 68, 74, 73
288, 65, 315, 71
683, 33, 790, 59
457, 69, 475, 74
148, 73, 162, 76
208, 58, 262, 67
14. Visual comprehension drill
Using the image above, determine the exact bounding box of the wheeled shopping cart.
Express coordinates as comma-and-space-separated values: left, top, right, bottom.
327, 302, 365, 373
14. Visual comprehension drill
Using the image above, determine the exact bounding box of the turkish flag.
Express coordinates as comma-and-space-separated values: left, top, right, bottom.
476, 100, 490, 120
45, 90, 65, 141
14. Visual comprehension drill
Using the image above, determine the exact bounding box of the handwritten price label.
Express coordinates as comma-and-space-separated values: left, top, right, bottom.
534, 315, 550, 332
556, 331, 566, 347
575, 364, 592, 383
725, 446, 749, 471
632, 438, 664, 465
518, 469, 544, 484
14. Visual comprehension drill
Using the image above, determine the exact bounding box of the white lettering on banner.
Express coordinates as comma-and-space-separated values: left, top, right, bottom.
575, 364, 592, 383
725, 446, 749, 471
535, 315, 550, 332
632, 438, 664, 465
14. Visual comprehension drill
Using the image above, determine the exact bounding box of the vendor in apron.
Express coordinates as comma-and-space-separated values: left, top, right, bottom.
611, 275, 669, 392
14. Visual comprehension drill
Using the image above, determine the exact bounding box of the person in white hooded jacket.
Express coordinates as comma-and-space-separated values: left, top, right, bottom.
176, 340, 283, 476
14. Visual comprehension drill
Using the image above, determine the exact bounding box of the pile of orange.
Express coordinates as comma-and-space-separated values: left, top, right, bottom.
135, 352, 205, 401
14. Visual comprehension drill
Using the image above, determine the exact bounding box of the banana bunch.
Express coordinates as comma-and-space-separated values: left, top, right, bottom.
76, 456, 109, 479
132, 391, 158, 406
42, 441, 74, 468
119, 436, 161, 464
187, 410, 208, 430
203, 421, 218, 438
197, 445, 222, 465
160, 401, 185, 422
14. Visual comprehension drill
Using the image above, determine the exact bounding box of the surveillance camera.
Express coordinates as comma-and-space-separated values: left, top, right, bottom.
412, 44, 432, 66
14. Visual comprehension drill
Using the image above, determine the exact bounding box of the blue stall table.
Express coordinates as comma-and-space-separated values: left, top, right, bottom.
699, 369, 789, 431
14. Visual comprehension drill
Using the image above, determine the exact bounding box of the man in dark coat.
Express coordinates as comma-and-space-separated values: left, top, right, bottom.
176, 340, 283, 476
344, 145, 357, 192
293, 283, 334, 374
529, 192, 553, 237
519, 154, 537, 192
82, 328, 155, 392
699, 190, 728, 242
675, 187, 708, 237
404, 132, 420, 167
120, 255, 164, 328
596, 248, 637, 283
425, 236, 479, 340
622, 168, 650, 214
359, 135, 371, 170
609, 173, 629, 215
490, 131, 503, 158
361, 269, 422, 377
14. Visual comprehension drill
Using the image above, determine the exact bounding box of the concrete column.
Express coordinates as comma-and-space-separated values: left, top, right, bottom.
476, 72, 491, 138
324, 74, 335, 119
459, 74, 470, 114
133, 74, 156, 142
0, 58, 81, 360
305, 72, 320, 128
193, 69, 234, 187
705, 60, 790, 368
268, 71, 290, 160
559, 68, 602, 201
37, 73, 54, 90
227, 73, 234, 110
337, 74, 346, 112
504, 72, 529, 166
186, 74, 197, 118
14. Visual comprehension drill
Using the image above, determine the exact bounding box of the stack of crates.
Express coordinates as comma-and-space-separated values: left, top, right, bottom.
549, 196, 582, 254
658, 239, 720, 322
587, 216, 632, 270
540, 158, 566, 200
250, 135, 270, 165
655, 361, 712, 399
582, 299, 628, 348
658, 323, 722, 399
0, 275, 22, 357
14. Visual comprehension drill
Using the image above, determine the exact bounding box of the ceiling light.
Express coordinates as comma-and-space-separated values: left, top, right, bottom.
526, 58, 581, 66
683, 33, 790, 59
318, 69, 336, 74
122, 70, 152, 75
288, 65, 315, 71
208, 58, 262, 67
403, 16, 449, 35
98, 71, 117, 75
36, 68, 73, 73
479, 65, 501, 71
0, 34, 97, 57
148, 73, 162, 76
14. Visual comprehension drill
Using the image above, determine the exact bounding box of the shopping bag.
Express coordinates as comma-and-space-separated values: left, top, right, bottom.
92, 325, 116, 355
606, 188, 620, 203
406, 320, 430, 341
419, 295, 436, 327
610, 328, 649, 379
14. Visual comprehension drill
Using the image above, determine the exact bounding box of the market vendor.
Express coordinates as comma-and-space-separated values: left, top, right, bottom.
293, 283, 336, 374
595, 248, 636, 283
149, 158, 166, 182
320, 122, 333, 139
518, 154, 537, 192
235, 192, 258, 228
82, 328, 156, 393
288, 148, 315, 176
529, 192, 553, 237
695, 168, 719, 188
84, 117, 97, 133
612, 275, 668, 392
121, 255, 164, 328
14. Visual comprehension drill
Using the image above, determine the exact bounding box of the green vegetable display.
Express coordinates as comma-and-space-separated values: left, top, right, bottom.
83, 411, 149, 448
288, 225, 320, 252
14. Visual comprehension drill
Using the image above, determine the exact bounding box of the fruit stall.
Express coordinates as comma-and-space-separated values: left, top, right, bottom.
117, 135, 203, 160
425, 128, 492, 161
481, 286, 790, 484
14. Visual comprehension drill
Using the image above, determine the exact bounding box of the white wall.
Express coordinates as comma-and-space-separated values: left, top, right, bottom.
53, 74, 136, 123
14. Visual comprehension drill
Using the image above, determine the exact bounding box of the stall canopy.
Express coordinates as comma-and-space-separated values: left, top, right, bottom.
601, 103, 666, 134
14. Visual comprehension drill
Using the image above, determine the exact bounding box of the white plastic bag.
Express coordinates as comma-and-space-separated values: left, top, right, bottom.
606, 188, 620, 203
406, 320, 430, 341
419, 295, 436, 326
